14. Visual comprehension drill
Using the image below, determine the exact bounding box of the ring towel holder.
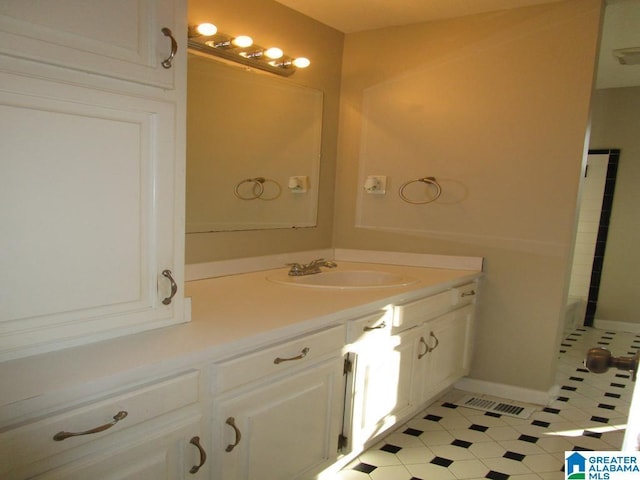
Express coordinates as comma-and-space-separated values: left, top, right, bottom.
234, 177, 282, 201
398, 176, 442, 204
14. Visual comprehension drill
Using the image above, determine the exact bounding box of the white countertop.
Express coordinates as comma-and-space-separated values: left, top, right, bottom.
0, 261, 480, 411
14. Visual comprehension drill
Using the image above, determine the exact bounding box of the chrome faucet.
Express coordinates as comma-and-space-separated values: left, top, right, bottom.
287, 258, 338, 276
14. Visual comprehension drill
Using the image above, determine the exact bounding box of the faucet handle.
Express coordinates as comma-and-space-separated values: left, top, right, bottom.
286, 262, 304, 276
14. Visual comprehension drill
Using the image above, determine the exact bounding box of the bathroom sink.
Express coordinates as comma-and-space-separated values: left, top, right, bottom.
267, 270, 418, 289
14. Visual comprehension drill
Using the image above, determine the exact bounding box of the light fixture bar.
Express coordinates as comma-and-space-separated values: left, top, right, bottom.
187, 25, 309, 77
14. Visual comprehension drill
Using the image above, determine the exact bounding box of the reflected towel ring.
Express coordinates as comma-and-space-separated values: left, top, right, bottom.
256, 179, 282, 201
234, 178, 265, 200
399, 176, 442, 204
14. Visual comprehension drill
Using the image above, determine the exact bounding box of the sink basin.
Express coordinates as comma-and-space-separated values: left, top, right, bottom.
267, 270, 418, 289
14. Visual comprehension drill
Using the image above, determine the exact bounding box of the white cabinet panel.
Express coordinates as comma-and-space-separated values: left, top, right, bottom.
419, 305, 475, 403
0, 70, 185, 360
0, 0, 178, 88
215, 358, 343, 480
0, 371, 199, 473
348, 326, 421, 451
1, 367, 205, 480
28, 417, 204, 480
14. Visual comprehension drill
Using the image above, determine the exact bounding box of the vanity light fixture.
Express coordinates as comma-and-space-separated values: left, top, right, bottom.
188, 22, 310, 77
194, 23, 217, 36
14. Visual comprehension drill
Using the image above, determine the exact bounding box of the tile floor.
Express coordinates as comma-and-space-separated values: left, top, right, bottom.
337, 326, 637, 480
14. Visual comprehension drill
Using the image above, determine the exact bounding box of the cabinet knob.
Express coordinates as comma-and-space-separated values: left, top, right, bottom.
584, 347, 639, 381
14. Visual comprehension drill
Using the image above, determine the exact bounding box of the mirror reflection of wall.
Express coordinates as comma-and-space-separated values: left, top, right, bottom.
186, 52, 323, 233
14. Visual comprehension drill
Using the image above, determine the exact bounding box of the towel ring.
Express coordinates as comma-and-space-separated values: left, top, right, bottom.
256, 179, 282, 201
234, 177, 265, 200
399, 177, 442, 204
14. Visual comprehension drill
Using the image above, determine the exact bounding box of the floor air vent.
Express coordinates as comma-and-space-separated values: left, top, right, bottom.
455, 395, 534, 419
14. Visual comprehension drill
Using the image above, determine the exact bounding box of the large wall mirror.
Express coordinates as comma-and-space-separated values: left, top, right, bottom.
186, 52, 323, 233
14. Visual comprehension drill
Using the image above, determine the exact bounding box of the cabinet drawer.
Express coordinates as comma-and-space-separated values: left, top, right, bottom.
346, 310, 391, 344
0, 370, 199, 475
452, 282, 478, 306
393, 290, 452, 333
215, 325, 344, 393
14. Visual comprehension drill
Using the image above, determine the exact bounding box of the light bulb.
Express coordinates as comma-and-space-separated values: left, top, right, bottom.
264, 47, 284, 59
292, 57, 310, 68
232, 35, 253, 48
196, 23, 217, 36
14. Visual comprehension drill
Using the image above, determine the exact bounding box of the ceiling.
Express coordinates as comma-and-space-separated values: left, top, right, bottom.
274, 0, 640, 89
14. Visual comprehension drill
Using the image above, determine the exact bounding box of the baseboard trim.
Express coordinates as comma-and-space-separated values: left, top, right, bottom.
454, 378, 559, 406
593, 319, 640, 334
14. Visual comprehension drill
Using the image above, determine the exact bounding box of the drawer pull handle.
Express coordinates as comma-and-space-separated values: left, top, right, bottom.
161, 27, 178, 69
161, 269, 178, 305
189, 436, 207, 474
53, 410, 128, 441
274, 347, 310, 364
428, 332, 440, 352
363, 321, 386, 331
461, 290, 476, 297
418, 336, 429, 359
225, 417, 242, 452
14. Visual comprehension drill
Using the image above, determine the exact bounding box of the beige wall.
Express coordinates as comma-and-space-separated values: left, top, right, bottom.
185, 0, 604, 394
186, 0, 343, 263
334, 0, 602, 392
589, 87, 640, 323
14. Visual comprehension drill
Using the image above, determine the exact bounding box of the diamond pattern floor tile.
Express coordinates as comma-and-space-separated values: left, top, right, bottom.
339, 326, 634, 479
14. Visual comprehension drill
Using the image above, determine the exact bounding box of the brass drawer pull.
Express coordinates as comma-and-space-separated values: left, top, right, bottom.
363, 321, 386, 331
225, 417, 242, 452
428, 332, 440, 352
461, 290, 476, 297
53, 410, 128, 441
189, 436, 207, 474
418, 336, 429, 359
274, 347, 309, 364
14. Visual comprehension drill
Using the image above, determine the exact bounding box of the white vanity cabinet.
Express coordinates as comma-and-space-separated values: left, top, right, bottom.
344, 281, 478, 453
0, 0, 187, 361
211, 326, 346, 480
396, 283, 477, 407
0, 370, 209, 480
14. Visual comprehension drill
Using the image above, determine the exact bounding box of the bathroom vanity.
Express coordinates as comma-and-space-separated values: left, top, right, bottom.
0, 2, 481, 478
0, 261, 480, 479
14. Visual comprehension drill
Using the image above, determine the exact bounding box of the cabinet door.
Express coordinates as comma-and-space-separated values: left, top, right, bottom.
0, 70, 185, 361
347, 326, 422, 451
215, 358, 343, 480
421, 305, 474, 402
0, 0, 180, 88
